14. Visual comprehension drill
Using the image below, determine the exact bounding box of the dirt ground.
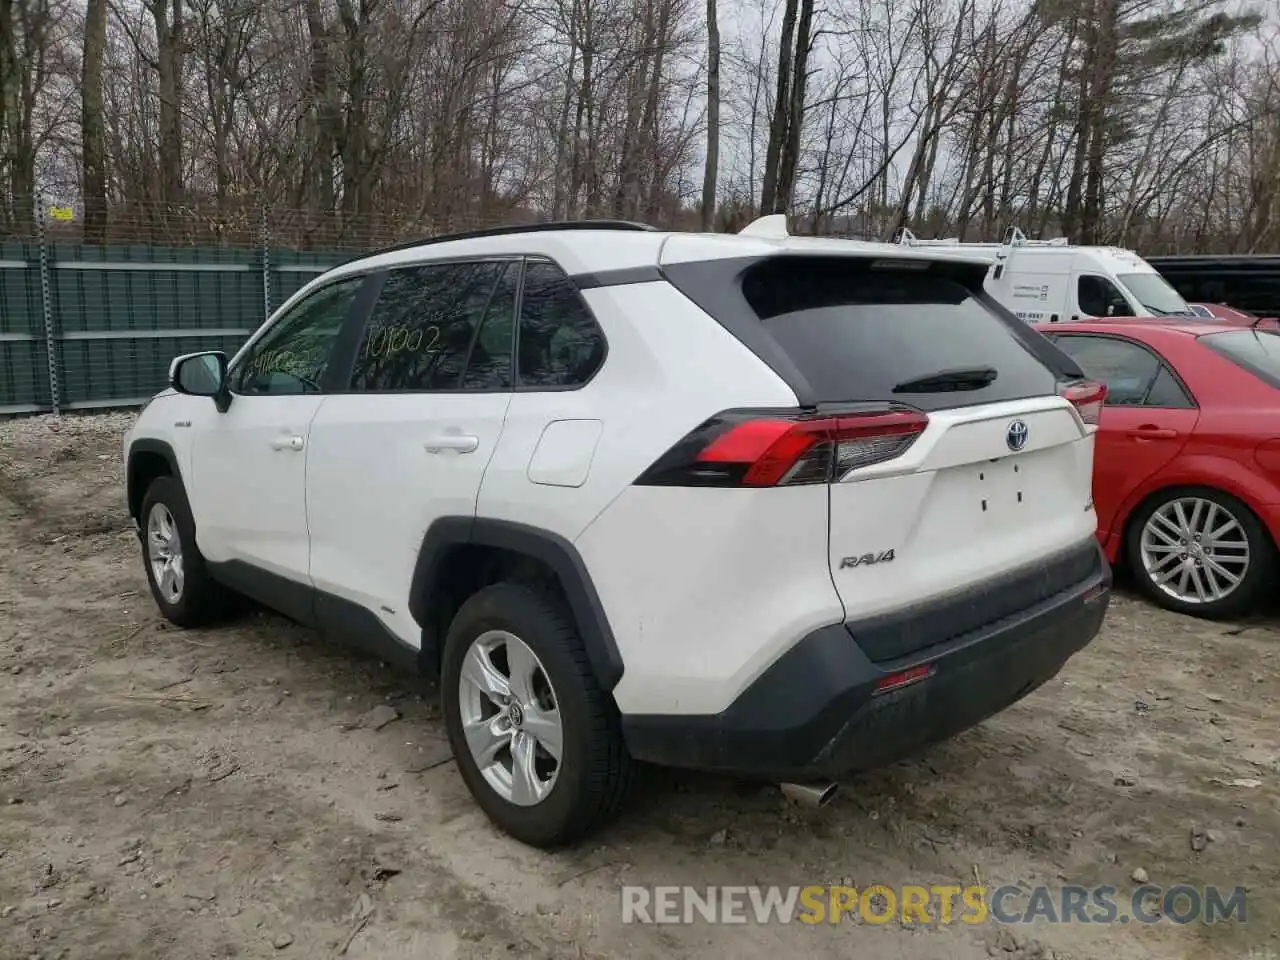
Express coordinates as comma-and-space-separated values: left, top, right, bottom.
1, 412, 1277, 960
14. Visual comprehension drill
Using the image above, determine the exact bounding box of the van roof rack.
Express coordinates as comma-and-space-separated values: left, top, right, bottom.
1001, 227, 1070, 248
895, 226, 1070, 249
894, 228, 1000, 248
368, 219, 659, 257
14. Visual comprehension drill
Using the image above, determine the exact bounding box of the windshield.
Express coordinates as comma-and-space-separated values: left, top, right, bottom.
1117, 273, 1192, 316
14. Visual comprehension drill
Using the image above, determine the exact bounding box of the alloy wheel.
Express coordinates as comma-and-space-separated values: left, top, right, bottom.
146, 503, 185, 604
1139, 496, 1250, 605
457, 630, 563, 807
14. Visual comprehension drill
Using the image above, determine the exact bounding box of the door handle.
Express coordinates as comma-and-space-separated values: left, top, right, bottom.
424, 433, 479, 454
1126, 425, 1177, 440
269, 435, 305, 451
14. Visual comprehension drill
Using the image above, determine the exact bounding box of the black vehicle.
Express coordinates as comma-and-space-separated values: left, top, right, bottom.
1146, 254, 1280, 318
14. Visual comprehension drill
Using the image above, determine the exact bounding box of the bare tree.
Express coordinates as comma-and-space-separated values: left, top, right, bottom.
80, 0, 108, 241
0, 0, 1273, 255
700, 0, 718, 229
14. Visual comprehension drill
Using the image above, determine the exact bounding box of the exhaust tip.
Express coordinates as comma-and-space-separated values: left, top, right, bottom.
780, 781, 839, 808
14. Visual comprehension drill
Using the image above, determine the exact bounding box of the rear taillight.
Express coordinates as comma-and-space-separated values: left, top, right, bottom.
636, 408, 929, 487
1060, 380, 1107, 426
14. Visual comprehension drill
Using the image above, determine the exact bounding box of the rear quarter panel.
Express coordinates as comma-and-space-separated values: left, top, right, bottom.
476, 280, 799, 540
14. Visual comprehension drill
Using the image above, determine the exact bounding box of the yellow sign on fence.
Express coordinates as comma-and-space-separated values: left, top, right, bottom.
48, 206, 74, 221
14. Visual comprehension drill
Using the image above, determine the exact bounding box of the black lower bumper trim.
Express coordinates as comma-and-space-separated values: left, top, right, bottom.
621, 542, 1111, 780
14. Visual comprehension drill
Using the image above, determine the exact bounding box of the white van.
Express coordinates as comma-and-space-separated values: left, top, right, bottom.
892, 228, 1194, 324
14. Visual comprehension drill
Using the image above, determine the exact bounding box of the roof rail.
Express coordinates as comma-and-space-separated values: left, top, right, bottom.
367, 219, 659, 257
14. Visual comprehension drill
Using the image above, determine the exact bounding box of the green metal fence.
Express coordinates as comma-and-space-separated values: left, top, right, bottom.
0, 241, 353, 415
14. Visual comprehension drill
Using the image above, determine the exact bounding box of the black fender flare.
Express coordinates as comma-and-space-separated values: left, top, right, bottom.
125, 438, 183, 522
409, 516, 624, 692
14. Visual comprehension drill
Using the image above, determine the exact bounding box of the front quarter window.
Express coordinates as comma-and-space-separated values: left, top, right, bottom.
1077, 275, 1135, 318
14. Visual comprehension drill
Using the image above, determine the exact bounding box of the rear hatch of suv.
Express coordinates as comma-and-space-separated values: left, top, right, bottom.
658, 249, 1106, 664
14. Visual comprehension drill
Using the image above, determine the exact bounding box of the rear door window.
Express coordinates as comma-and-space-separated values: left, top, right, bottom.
348, 260, 512, 393
1200, 329, 1280, 389
1051, 333, 1194, 407
1050, 334, 1160, 405
739, 257, 1059, 410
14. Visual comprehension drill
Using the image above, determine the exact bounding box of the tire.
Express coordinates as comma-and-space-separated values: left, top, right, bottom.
1125, 485, 1275, 619
440, 581, 632, 848
138, 475, 237, 627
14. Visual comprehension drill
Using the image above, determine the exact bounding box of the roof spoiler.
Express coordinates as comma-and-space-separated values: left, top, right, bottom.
738, 214, 790, 239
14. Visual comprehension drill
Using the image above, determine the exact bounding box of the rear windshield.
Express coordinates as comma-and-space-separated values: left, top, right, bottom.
739, 257, 1061, 408
1200, 329, 1280, 388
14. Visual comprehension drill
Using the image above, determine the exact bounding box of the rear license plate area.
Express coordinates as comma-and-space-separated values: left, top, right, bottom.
974, 454, 1030, 517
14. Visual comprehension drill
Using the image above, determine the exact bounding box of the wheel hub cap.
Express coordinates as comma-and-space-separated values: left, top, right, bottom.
1139, 496, 1249, 605
457, 630, 563, 807
146, 503, 185, 604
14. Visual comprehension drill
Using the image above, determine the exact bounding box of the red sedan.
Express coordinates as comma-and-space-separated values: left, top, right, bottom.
1034, 319, 1280, 618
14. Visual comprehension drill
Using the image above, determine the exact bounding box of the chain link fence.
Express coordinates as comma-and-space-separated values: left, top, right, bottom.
0, 196, 895, 415
0, 196, 547, 416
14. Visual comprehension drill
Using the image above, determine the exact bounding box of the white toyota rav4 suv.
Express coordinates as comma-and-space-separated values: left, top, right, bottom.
123, 219, 1112, 848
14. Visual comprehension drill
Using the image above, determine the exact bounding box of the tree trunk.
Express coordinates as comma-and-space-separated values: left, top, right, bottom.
305, 0, 337, 214
640, 0, 673, 220
613, 6, 650, 218
0, 0, 10, 213
550, 29, 578, 219
700, 0, 719, 231
1081, 0, 1117, 243
81, 0, 108, 243
760, 0, 798, 213
152, 0, 184, 204
1062, 10, 1094, 242
774, 0, 813, 215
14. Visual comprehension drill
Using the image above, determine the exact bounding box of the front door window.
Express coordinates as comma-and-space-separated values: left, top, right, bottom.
1077, 276, 1135, 318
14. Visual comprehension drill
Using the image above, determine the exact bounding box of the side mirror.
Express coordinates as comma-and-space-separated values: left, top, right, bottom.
169, 351, 231, 411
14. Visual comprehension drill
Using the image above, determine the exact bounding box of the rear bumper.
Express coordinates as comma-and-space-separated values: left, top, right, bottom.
621, 542, 1111, 780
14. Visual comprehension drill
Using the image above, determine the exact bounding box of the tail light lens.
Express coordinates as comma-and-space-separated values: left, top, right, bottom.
1060, 380, 1106, 426
636, 408, 929, 487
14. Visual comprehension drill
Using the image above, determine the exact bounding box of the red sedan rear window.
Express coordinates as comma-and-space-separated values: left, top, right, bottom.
1200, 329, 1280, 389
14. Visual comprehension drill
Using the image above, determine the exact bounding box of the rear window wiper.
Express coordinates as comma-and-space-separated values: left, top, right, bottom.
891, 366, 998, 393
